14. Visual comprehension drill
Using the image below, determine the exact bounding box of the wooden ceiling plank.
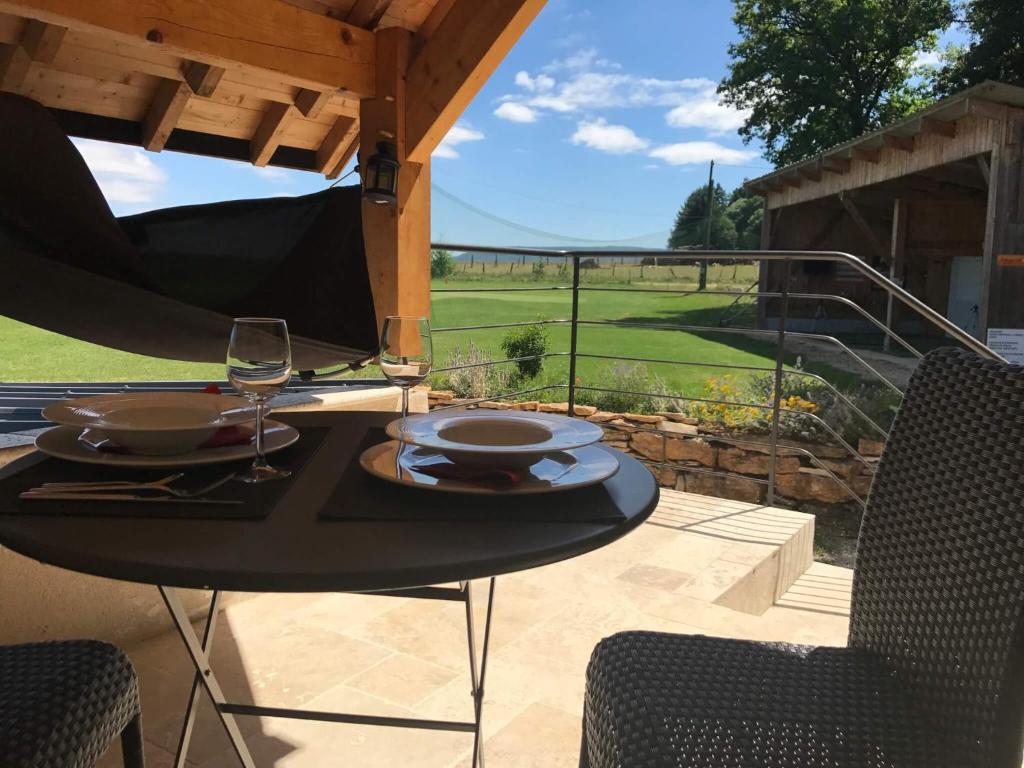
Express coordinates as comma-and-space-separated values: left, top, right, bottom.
406, 0, 546, 163
295, 87, 332, 118
0, 0, 376, 96
182, 60, 224, 96
920, 116, 956, 139
345, 0, 391, 28
0, 41, 29, 89
20, 19, 64, 62
882, 133, 914, 152
251, 101, 297, 165
317, 114, 359, 172
142, 77, 191, 151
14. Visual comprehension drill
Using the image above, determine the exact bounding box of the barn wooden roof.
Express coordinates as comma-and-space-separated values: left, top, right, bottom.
746, 81, 1024, 208
0, 0, 545, 176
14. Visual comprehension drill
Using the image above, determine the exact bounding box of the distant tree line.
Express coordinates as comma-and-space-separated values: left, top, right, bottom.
666, 182, 762, 253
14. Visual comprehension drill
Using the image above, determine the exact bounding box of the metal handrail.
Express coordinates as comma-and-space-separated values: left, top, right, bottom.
429, 244, 1002, 507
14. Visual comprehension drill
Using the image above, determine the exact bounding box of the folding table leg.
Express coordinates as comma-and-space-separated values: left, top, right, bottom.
159, 586, 256, 768
463, 578, 496, 768
173, 590, 222, 768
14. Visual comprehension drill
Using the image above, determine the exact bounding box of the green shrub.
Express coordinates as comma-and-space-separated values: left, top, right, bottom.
574, 362, 670, 414
530, 260, 546, 281
431, 342, 514, 400
500, 324, 549, 379
430, 248, 456, 279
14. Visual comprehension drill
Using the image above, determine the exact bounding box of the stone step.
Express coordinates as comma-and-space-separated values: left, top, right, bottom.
651, 489, 815, 615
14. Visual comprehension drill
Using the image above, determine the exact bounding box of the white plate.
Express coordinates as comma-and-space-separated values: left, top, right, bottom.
42, 392, 257, 455
35, 420, 298, 468
360, 440, 619, 495
386, 411, 604, 469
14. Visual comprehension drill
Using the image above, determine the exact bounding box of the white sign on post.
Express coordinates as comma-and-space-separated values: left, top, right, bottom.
986, 328, 1024, 365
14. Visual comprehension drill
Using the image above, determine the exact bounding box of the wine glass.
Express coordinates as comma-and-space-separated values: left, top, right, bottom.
227, 318, 292, 483
379, 316, 432, 436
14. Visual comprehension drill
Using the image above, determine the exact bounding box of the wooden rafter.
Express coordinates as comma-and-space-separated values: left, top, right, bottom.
0, 41, 29, 89
0, 0, 376, 95
142, 77, 191, 151
851, 146, 880, 164
345, 0, 390, 28
295, 87, 332, 119
251, 101, 297, 166
798, 160, 821, 182
317, 114, 359, 173
838, 191, 888, 262
20, 19, 65, 62
977, 154, 991, 185
920, 116, 956, 138
405, 0, 546, 163
822, 156, 851, 175
181, 60, 224, 97
882, 133, 913, 152
413, 0, 455, 53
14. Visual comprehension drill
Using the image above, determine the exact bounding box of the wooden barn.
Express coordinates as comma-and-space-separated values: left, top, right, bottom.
746, 81, 1024, 359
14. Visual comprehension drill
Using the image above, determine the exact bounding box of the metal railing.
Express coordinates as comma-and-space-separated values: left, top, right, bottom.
429, 244, 1002, 508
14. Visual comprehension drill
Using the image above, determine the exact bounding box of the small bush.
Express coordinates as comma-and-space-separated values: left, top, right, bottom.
430, 248, 456, 279
431, 342, 514, 400
500, 324, 549, 380
575, 362, 670, 414
530, 261, 546, 281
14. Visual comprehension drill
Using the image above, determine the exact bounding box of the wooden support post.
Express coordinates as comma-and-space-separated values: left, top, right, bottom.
0, 42, 30, 90
884, 198, 909, 350
979, 119, 1024, 340
182, 60, 224, 96
251, 102, 296, 166
142, 78, 191, 151
976, 154, 991, 186
360, 26, 431, 331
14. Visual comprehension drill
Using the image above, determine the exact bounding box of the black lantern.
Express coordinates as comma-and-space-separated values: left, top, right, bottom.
361, 142, 400, 205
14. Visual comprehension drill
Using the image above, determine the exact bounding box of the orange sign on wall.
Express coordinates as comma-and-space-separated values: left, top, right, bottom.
997, 254, 1024, 267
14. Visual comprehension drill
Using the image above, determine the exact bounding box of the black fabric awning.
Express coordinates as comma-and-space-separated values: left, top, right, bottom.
0, 93, 377, 375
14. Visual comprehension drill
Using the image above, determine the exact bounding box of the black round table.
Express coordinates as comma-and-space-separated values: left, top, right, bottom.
0, 410, 659, 768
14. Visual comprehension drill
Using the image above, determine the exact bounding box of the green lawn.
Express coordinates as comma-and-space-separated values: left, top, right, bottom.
0, 264, 846, 399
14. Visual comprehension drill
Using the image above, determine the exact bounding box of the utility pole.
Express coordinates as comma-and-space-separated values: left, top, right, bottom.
700, 159, 715, 291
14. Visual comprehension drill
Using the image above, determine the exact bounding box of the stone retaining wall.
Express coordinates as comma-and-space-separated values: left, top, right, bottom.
425, 389, 879, 510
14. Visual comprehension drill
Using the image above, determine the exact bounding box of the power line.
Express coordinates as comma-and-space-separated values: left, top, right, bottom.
431, 183, 670, 245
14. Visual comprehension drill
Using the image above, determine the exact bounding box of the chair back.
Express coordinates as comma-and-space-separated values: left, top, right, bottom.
849, 348, 1024, 768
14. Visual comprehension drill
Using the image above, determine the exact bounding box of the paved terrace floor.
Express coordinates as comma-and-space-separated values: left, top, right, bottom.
98, 490, 854, 767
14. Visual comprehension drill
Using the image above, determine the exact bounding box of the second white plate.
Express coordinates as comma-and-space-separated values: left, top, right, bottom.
35, 420, 298, 467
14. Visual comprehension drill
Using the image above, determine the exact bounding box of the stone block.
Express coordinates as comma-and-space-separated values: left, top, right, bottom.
819, 458, 860, 481
659, 420, 698, 436
665, 437, 716, 467
608, 418, 638, 433
630, 431, 666, 461
646, 466, 678, 487
858, 438, 885, 457
717, 447, 799, 477
429, 391, 455, 403
656, 412, 699, 425
478, 401, 511, 410
511, 401, 539, 411
775, 467, 852, 504
681, 471, 717, 497
623, 413, 662, 424
538, 402, 569, 414
722, 474, 765, 504
573, 405, 597, 416
585, 411, 616, 423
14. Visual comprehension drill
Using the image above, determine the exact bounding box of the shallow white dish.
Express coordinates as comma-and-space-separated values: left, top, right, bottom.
43, 392, 256, 455
386, 410, 604, 469
360, 440, 619, 494
35, 420, 297, 468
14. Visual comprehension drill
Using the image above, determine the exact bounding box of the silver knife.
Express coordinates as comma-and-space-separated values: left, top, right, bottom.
19, 492, 243, 505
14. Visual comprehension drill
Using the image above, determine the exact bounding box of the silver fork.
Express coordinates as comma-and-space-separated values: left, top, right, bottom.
33, 472, 238, 498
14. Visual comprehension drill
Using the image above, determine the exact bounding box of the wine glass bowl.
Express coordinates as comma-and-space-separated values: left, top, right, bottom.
227, 318, 292, 483
379, 316, 432, 427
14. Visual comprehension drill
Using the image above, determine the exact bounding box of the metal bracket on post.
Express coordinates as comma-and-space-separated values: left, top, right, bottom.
567, 256, 581, 416
766, 258, 791, 506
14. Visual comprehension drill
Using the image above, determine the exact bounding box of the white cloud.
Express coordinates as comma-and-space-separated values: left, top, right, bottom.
71, 138, 166, 203
514, 71, 555, 92
571, 119, 649, 154
649, 141, 759, 166
252, 166, 291, 181
666, 97, 750, 134
433, 123, 484, 159
494, 102, 539, 123
912, 50, 941, 68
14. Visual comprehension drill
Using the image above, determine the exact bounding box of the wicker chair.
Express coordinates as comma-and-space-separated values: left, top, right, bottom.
0, 640, 143, 767
581, 348, 1024, 768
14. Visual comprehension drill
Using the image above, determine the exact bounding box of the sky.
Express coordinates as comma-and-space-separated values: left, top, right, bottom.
70, 0, 955, 250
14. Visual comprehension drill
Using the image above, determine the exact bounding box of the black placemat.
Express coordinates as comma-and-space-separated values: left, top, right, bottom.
319, 428, 626, 523
0, 427, 329, 520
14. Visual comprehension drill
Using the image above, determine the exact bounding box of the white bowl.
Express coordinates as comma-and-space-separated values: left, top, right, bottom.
43, 392, 256, 456
386, 410, 604, 469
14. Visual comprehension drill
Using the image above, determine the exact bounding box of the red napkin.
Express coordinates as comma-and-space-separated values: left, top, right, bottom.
411, 462, 522, 490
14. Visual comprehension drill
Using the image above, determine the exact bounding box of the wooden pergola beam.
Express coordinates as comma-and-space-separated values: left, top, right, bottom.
0, 42, 30, 90
882, 133, 914, 152
20, 19, 65, 63
295, 88, 332, 119
345, 0, 390, 28
181, 60, 224, 97
142, 78, 191, 151
317, 114, 359, 174
0, 0, 376, 96
251, 102, 297, 166
405, 0, 546, 163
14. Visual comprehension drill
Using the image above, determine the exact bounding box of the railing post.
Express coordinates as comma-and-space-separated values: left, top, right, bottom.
766, 257, 791, 506
567, 255, 581, 416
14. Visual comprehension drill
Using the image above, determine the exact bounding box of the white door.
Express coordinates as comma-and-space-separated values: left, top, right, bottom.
947, 256, 982, 339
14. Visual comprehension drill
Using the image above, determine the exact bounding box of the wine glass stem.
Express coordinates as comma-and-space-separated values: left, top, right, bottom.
401, 386, 409, 429
254, 399, 267, 469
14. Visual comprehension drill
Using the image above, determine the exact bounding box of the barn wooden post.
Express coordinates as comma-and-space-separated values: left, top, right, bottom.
884, 198, 908, 350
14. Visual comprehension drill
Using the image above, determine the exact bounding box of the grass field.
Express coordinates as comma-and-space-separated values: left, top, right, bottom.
0, 262, 841, 400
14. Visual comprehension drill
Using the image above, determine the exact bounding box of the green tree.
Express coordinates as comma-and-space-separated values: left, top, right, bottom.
668, 183, 737, 251
725, 186, 764, 250
934, 0, 1024, 94
720, 0, 953, 165
430, 248, 456, 279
